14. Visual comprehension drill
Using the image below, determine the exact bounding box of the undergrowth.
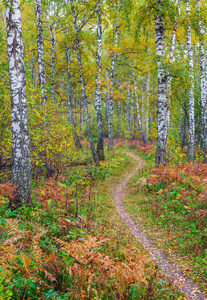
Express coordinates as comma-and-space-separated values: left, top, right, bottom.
0, 142, 184, 299
124, 143, 207, 294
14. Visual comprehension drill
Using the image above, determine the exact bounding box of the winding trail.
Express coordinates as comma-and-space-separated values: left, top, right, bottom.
115, 152, 206, 300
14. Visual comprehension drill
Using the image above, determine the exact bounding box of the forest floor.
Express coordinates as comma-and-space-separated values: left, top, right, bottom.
116, 150, 207, 300
1, 141, 207, 299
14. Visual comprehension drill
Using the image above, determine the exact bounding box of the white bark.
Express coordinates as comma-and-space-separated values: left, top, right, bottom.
197, 0, 207, 162
195, 43, 200, 86
186, 0, 195, 162
117, 81, 121, 139
65, 47, 82, 149
155, 0, 168, 165
95, 3, 104, 160
133, 71, 144, 140
144, 74, 150, 143
127, 78, 130, 132
70, 0, 99, 166
6, 0, 31, 205
166, 0, 181, 135
46, 13, 56, 101
133, 102, 137, 139
107, 18, 119, 150
35, 0, 47, 102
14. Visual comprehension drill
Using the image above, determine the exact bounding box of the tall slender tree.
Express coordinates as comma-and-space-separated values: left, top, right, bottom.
133, 70, 144, 140
95, 2, 105, 160
6, 0, 32, 206
70, 0, 99, 166
144, 74, 150, 144
46, 11, 56, 102
186, 0, 195, 162
107, 17, 119, 150
127, 77, 131, 133
197, 0, 207, 162
117, 81, 121, 139
166, 0, 181, 134
155, 0, 168, 165
55, 5, 82, 149
35, 0, 47, 102
65, 47, 82, 149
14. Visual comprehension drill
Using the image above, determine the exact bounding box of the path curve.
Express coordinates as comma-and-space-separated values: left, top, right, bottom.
115, 152, 206, 300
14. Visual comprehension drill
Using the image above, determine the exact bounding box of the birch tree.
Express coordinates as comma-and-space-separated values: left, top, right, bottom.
107, 18, 119, 150
55, 5, 82, 149
133, 70, 144, 141
155, 0, 168, 165
65, 47, 82, 149
117, 81, 121, 139
186, 0, 195, 162
70, 0, 99, 166
35, 0, 47, 102
95, 2, 104, 160
144, 74, 150, 144
127, 78, 130, 133
6, 0, 31, 206
166, 0, 181, 134
46, 11, 56, 102
197, 0, 207, 162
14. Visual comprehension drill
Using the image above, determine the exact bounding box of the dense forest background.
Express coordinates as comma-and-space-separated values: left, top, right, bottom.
1, 0, 207, 175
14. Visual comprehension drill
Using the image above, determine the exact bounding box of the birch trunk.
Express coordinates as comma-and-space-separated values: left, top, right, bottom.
70, 0, 99, 166
107, 18, 119, 150
166, 0, 181, 135
35, 0, 47, 102
6, 0, 31, 206
105, 102, 108, 123
182, 111, 187, 148
127, 78, 130, 132
144, 74, 150, 143
47, 14, 56, 101
195, 44, 200, 87
65, 47, 82, 149
179, 110, 182, 140
197, 0, 207, 162
95, 3, 104, 160
133, 71, 144, 141
117, 102, 121, 139
155, 0, 168, 165
133, 102, 137, 140
186, 0, 195, 162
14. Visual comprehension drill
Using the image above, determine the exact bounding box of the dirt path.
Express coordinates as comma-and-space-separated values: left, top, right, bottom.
115, 152, 206, 300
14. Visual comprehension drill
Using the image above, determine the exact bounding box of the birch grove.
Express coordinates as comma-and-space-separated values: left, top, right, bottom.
3, 0, 207, 209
